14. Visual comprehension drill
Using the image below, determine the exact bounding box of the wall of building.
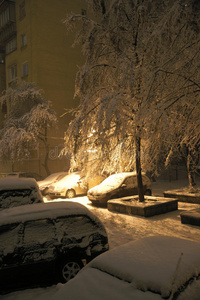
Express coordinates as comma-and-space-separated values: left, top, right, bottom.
1, 0, 88, 177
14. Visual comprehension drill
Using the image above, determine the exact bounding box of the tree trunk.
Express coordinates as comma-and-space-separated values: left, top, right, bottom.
186, 150, 196, 188
40, 126, 51, 176
135, 134, 144, 202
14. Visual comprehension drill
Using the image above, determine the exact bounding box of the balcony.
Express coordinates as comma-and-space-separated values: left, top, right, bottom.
0, 1, 16, 44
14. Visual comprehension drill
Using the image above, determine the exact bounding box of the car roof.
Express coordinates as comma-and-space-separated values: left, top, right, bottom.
0, 177, 38, 191
0, 202, 97, 226
109, 172, 147, 179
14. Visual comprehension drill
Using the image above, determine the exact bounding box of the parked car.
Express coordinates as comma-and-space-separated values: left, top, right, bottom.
51, 235, 200, 300
0, 177, 43, 210
0, 202, 109, 291
87, 172, 152, 205
6, 172, 43, 181
38, 172, 68, 195
48, 172, 88, 199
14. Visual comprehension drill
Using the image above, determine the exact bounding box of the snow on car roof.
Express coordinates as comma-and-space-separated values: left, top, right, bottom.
38, 172, 67, 184
55, 236, 200, 300
84, 235, 200, 299
0, 202, 98, 226
0, 177, 38, 191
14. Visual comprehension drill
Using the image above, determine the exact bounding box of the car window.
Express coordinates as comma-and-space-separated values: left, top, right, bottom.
0, 223, 22, 255
55, 216, 97, 242
23, 219, 56, 246
0, 188, 41, 209
123, 176, 136, 188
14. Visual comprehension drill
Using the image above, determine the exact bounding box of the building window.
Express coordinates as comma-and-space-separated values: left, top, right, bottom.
81, 9, 86, 16
0, 6, 10, 28
6, 37, 17, 54
21, 34, 27, 47
22, 61, 28, 77
19, 1, 26, 19
8, 64, 17, 83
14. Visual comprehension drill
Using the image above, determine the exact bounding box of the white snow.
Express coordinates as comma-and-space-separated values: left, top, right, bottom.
0, 202, 101, 226
88, 172, 150, 195
0, 178, 39, 190
0, 179, 200, 299
51, 236, 200, 300
37, 172, 67, 188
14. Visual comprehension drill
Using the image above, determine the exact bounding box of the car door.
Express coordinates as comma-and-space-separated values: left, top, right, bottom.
0, 222, 24, 287
21, 218, 58, 283
119, 176, 138, 197
74, 176, 88, 196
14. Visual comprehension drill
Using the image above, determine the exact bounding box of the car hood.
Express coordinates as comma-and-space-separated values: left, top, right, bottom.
88, 184, 117, 195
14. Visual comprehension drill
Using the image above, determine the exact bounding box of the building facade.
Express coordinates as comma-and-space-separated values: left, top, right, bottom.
0, 0, 87, 177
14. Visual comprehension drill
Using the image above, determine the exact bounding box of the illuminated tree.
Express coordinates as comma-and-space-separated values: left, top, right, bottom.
0, 81, 57, 175
63, 0, 200, 198
141, 0, 200, 188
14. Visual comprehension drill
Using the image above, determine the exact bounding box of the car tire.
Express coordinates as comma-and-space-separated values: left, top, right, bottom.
60, 259, 83, 283
144, 189, 152, 196
66, 189, 76, 198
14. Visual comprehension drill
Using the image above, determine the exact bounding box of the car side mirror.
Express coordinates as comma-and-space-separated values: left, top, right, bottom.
121, 183, 126, 188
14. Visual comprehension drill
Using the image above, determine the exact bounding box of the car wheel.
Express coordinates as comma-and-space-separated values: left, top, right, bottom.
144, 189, 152, 196
60, 260, 83, 282
66, 189, 76, 198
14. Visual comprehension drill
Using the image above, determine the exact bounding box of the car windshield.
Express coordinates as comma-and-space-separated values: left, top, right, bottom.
0, 189, 41, 209
99, 174, 126, 188
54, 173, 80, 188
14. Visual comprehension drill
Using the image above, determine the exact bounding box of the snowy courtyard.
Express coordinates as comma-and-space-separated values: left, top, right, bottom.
1, 179, 200, 299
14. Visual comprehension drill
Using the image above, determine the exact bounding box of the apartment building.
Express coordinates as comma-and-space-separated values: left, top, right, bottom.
0, 0, 87, 176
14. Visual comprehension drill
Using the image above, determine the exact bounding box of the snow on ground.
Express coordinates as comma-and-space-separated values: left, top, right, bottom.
0, 179, 200, 299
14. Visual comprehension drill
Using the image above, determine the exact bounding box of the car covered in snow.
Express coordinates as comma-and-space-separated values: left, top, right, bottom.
48, 172, 88, 199
6, 172, 43, 181
0, 177, 43, 210
0, 202, 109, 291
87, 172, 152, 205
51, 235, 200, 300
38, 172, 68, 195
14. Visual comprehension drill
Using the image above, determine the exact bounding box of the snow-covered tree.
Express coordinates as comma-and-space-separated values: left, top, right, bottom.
0, 81, 57, 175
63, 0, 200, 198
141, 0, 200, 187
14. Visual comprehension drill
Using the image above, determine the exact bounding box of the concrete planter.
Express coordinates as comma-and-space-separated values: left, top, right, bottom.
180, 209, 200, 227
164, 190, 200, 204
107, 195, 178, 217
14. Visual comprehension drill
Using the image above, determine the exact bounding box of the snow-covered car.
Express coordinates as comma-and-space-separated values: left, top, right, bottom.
51, 236, 200, 300
6, 172, 43, 181
87, 172, 152, 205
0, 178, 43, 210
38, 172, 68, 195
0, 202, 109, 291
48, 172, 88, 199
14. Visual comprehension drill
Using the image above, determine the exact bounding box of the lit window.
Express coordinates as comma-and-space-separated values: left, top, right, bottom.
22, 61, 28, 77
6, 37, 17, 54
19, 1, 26, 19
21, 34, 27, 47
8, 64, 17, 82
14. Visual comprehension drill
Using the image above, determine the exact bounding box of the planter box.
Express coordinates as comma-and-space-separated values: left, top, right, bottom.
107, 195, 178, 217
164, 190, 200, 204
181, 209, 200, 226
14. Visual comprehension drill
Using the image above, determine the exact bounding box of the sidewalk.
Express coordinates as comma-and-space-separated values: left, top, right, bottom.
151, 177, 200, 197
